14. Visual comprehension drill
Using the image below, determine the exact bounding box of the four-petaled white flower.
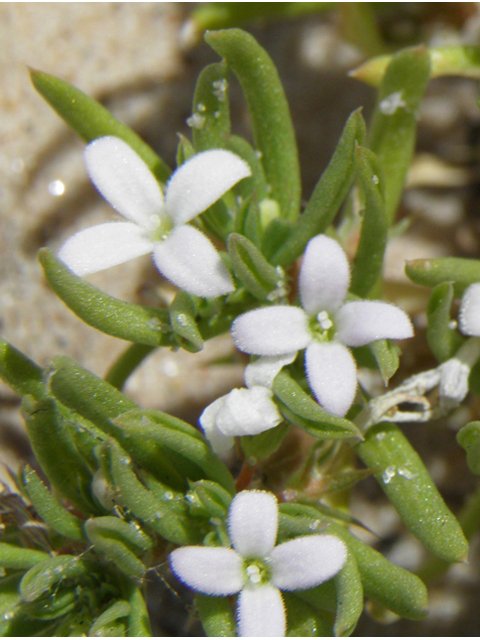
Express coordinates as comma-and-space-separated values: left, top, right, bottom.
58, 136, 251, 298
459, 283, 480, 338
232, 235, 414, 417
170, 490, 346, 637
200, 353, 296, 453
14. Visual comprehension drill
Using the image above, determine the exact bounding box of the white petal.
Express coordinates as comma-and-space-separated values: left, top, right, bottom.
199, 397, 235, 454
58, 222, 153, 276
336, 300, 414, 347
299, 235, 350, 315
216, 387, 282, 437
170, 546, 243, 596
459, 283, 480, 337
85, 136, 165, 230
231, 306, 310, 356
244, 353, 297, 389
165, 149, 251, 225
229, 491, 278, 557
305, 342, 357, 417
269, 535, 347, 591
152, 225, 234, 298
238, 585, 286, 637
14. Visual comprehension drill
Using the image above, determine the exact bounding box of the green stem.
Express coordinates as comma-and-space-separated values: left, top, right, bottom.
105, 344, 155, 390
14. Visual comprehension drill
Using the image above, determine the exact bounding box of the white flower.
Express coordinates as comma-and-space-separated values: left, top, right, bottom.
200, 354, 296, 453
232, 235, 414, 417
459, 283, 480, 337
170, 490, 346, 637
58, 136, 251, 298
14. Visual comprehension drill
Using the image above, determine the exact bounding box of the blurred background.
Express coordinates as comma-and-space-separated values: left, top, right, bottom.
3, 3, 480, 635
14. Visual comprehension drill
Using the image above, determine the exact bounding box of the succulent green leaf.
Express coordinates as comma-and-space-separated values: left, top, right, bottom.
270, 108, 366, 266
195, 594, 236, 637
225, 135, 269, 203
261, 218, 296, 263
20, 555, 88, 603
30, 69, 170, 183
84, 517, 148, 580
356, 422, 468, 562
227, 233, 280, 300
187, 480, 232, 520
272, 371, 363, 441
205, 28, 301, 221
240, 423, 290, 463
368, 338, 400, 384
427, 282, 465, 363
350, 145, 387, 298
39, 248, 173, 347
105, 344, 156, 391
283, 592, 332, 636
191, 62, 230, 151
333, 551, 364, 637
169, 291, 203, 352
368, 46, 431, 224
48, 356, 186, 490
0, 543, 50, 571
0, 339, 44, 400
104, 440, 203, 545
88, 600, 131, 637
457, 421, 480, 475
21, 396, 96, 514
114, 409, 235, 494
278, 504, 428, 621
123, 582, 152, 637
351, 45, 480, 87
21, 467, 85, 542
406, 256, 480, 296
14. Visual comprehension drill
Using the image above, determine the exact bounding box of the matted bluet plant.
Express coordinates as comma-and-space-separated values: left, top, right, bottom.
2, 24, 480, 637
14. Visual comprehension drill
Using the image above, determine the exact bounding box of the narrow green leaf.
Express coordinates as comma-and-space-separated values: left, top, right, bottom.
406, 256, 480, 296
30, 69, 170, 183
84, 517, 148, 580
49, 356, 187, 490
0, 339, 44, 400
351, 45, 480, 87
427, 282, 465, 363
333, 552, 363, 637
39, 249, 173, 347
225, 135, 269, 203
191, 62, 230, 151
368, 338, 400, 384
205, 28, 301, 221
261, 218, 296, 263
20, 555, 88, 603
368, 46, 431, 223
0, 543, 50, 570
240, 423, 290, 463
283, 592, 332, 636
122, 582, 152, 637
356, 422, 468, 562
457, 421, 480, 475
272, 371, 363, 441
88, 600, 131, 637
21, 467, 85, 542
169, 291, 203, 352
350, 146, 387, 298
187, 480, 232, 520
196, 594, 236, 637
278, 504, 428, 621
270, 108, 366, 266
105, 344, 156, 391
22, 396, 95, 514
227, 233, 280, 300
105, 440, 203, 545
114, 409, 235, 494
